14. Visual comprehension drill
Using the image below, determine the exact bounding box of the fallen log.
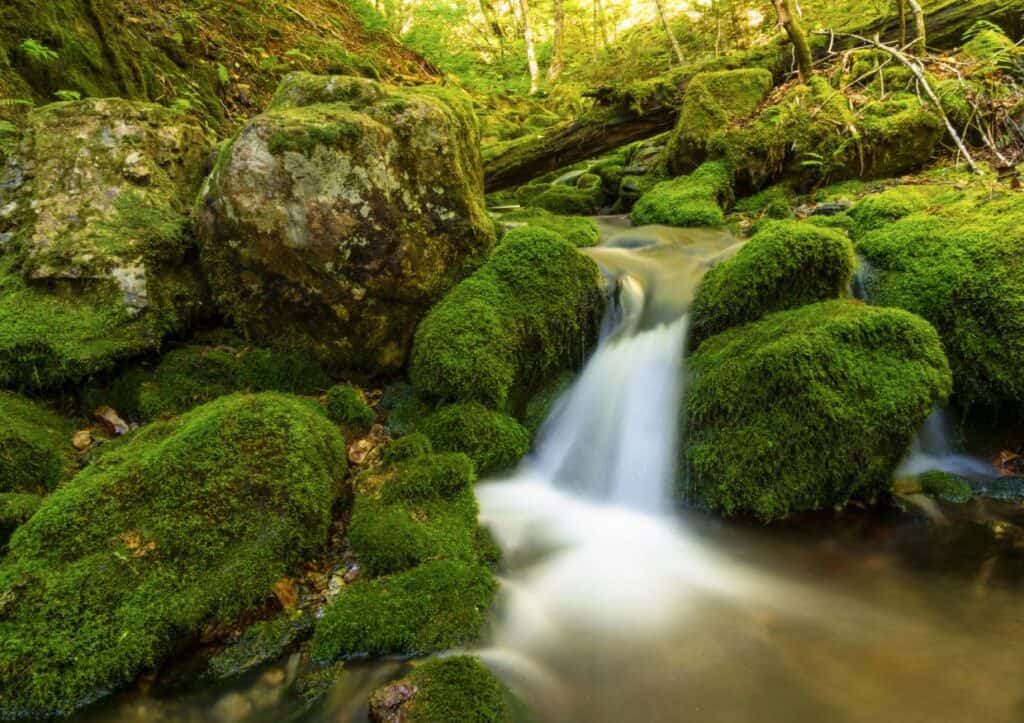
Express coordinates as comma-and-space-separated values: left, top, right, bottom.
484, 0, 1024, 191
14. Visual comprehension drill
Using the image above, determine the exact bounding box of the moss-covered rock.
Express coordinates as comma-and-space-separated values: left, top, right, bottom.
86, 337, 331, 420
631, 160, 732, 227
207, 609, 314, 681
199, 73, 495, 375
368, 656, 513, 722
410, 226, 604, 410
0, 392, 74, 494
531, 184, 604, 215
685, 300, 952, 522
499, 207, 600, 248
311, 559, 496, 660
0, 393, 347, 718
0, 99, 211, 390
0, 492, 42, 546
665, 68, 774, 175
852, 185, 1024, 410
689, 220, 854, 351
417, 403, 530, 476
383, 432, 435, 465
917, 471, 973, 504
325, 384, 375, 432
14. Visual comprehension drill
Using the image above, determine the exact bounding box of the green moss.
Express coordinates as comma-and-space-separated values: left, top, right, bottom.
86, 339, 330, 420
858, 96, 944, 179
853, 186, 1024, 410
631, 160, 732, 227
410, 227, 604, 410
689, 221, 854, 351
311, 559, 496, 660
686, 300, 952, 522
383, 432, 434, 465
963, 22, 1024, 74
0, 392, 74, 494
0, 393, 347, 718
325, 384, 375, 431
531, 184, 604, 216
417, 403, 529, 476
917, 471, 973, 504
521, 371, 573, 436
402, 656, 512, 722
207, 609, 314, 680
500, 207, 600, 248
0, 492, 42, 536
732, 185, 794, 220
665, 68, 774, 175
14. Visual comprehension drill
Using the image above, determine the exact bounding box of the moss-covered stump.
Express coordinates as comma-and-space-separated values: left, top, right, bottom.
198, 73, 495, 375
685, 300, 952, 522
0, 99, 211, 391
665, 68, 774, 176
85, 337, 331, 420
368, 656, 513, 722
689, 220, 854, 351
0, 392, 74, 494
416, 403, 530, 477
410, 226, 604, 410
631, 161, 732, 228
499, 207, 600, 248
852, 186, 1024, 411
0, 393, 347, 719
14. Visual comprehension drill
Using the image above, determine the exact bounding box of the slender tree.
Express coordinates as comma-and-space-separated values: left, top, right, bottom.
594, 0, 610, 49
518, 0, 541, 94
908, 0, 926, 54
772, 0, 813, 80
897, 0, 907, 48
654, 0, 685, 64
548, 0, 565, 82
478, 0, 506, 41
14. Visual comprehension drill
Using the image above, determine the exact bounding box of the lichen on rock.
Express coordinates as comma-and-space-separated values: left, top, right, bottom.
198, 73, 496, 374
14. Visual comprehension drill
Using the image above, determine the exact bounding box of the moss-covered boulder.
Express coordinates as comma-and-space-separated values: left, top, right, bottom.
0, 99, 210, 390
410, 226, 604, 410
0, 393, 347, 718
499, 207, 600, 248
85, 336, 331, 420
631, 160, 732, 227
685, 300, 952, 522
198, 73, 495, 375
852, 186, 1024, 411
0, 392, 74, 494
324, 383, 375, 432
417, 403, 530, 476
689, 220, 854, 351
665, 68, 774, 176
368, 656, 513, 722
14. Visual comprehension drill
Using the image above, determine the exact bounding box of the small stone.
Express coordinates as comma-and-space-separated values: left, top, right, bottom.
343, 563, 361, 584
272, 578, 298, 609
93, 406, 129, 436
368, 680, 418, 723
72, 429, 94, 450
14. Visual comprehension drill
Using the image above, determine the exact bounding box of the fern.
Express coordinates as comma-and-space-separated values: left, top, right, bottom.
53, 90, 81, 102
20, 39, 58, 64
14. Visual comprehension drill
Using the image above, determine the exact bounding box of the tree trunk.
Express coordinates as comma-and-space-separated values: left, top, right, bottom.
548, 0, 565, 82
772, 0, 813, 80
478, 0, 506, 41
897, 0, 907, 48
518, 0, 541, 94
594, 0, 610, 48
908, 0, 927, 54
654, 0, 685, 65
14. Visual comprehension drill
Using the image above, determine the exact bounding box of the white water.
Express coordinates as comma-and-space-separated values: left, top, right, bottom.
898, 408, 994, 479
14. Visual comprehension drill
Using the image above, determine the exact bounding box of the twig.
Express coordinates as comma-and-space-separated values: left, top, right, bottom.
815, 31, 980, 174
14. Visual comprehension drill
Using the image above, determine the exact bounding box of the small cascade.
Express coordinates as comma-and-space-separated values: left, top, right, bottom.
898, 407, 994, 479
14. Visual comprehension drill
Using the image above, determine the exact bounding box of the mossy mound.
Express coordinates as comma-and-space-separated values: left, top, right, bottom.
499, 207, 600, 248
383, 432, 435, 465
631, 161, 732, 228
86, 338, 331, 420
665, 68, 774, 175
689, 221, 855, 351
348, 453, 479, 577
852, 185, 1024, 411
0, 392, 74, 494
917, 471, 973, 504
325, 384, 375, 432
410, 226, 604, 410
207, 609, 314, 681
417, 403, 530, 476
732, 185, 794, 220
0, 493, 42, 546
311, 559, 496, 660
531, 184, 605, 216
686, 300, 952, 522
368, 656, 513, 722
0, 393, 347, 718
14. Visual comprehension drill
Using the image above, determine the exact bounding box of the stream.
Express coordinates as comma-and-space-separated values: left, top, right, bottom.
71, 220, 1024, 723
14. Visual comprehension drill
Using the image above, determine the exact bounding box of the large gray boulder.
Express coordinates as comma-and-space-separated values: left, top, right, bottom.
198, 73, 496, 374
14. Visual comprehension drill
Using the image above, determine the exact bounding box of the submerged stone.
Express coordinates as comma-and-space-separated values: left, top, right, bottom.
198, 73, 495, 375
0, 393, 347, 718
686, 300, 952, 522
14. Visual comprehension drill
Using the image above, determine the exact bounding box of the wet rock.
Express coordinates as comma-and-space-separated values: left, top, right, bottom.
976, 477, 1024, 503
368, 679, 418, 722
198, 73, 495, 375
212, 692, 253, 723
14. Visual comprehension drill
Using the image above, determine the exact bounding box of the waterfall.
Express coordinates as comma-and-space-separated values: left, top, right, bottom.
897, 407, 993, 479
